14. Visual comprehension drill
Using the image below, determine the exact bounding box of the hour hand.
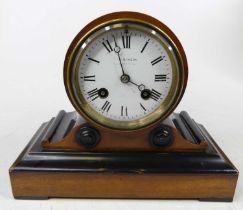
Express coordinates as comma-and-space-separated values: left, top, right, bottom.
128, 80, 151, 100
129, 80, 145, 91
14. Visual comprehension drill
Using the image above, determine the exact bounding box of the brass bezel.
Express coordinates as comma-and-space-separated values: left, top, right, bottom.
64, 12, 188, 131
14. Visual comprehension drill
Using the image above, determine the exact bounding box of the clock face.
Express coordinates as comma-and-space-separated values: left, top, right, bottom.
78, 27, 172, 121
65, 13, 187, 130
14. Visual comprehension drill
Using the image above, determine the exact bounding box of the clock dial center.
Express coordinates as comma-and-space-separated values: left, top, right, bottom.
64, 14, 187, 130
120, 74, 130, 84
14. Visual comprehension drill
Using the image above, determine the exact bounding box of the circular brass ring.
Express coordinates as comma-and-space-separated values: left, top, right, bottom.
64, 11, 188, 131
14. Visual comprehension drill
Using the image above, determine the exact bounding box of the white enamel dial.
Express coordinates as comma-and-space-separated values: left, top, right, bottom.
65, 18, 187, 130
77, 27, 173, 121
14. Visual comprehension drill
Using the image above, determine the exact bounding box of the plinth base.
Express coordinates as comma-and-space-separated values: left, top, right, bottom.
9, 111, 238, 201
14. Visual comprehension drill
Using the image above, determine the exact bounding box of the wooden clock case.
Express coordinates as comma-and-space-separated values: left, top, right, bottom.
9, 12, 238, 201
9, 110, 238, 201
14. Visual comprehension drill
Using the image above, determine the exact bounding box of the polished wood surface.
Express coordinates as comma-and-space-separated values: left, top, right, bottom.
41, 111, 208, 152
9, 111, 239, 201
42, 123, 208, 152
10, 172, 237, 200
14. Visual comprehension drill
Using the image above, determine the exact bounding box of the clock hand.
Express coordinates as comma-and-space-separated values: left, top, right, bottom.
113, 36, 125, 76
112, 35, 147, 94
128, 79, 151, 100
129, 80, 145, 91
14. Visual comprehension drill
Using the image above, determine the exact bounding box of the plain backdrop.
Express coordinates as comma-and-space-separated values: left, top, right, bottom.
0, 0, 243, 209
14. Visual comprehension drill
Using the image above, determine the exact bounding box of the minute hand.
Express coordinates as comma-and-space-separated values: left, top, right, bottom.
113, 36, 125, 76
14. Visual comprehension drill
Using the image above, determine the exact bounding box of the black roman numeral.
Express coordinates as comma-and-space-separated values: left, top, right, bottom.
88, 57, 100, 63
155, 74, 167, 82
140, 103, 146, 111
87, 88, 99, 101
151, 89, 162, 101
81, 75, 95, 81
102, 40, 113, 53
122, 35, 131, 48
121, 106, 128, 116
151, 56, 164, 66
101, 101, 112, 112
141, 39, 150, 53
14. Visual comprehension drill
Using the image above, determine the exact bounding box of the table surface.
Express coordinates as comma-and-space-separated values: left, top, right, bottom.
0, 0, 243, 209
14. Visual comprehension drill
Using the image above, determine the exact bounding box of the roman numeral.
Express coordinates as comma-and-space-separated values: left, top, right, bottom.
102, 40, 113, 53
140, 103, 146, 111
88, 57, 100, 63
87, 88, 99, 101
122, 35, 130, 48
81, 75, 95, 81
141, 39, 150, 53
151, 56, 164, 66
151, 89, 162, 101
101, 101, 112, 112
155, 74, 167, 82
121, 106, 128, 116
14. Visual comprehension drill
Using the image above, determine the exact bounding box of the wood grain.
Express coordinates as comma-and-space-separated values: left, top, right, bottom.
42, 123, 208, 152
10, 172, 237, 200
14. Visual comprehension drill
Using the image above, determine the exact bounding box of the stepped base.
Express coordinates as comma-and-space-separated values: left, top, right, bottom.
9, 111, 238, 201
